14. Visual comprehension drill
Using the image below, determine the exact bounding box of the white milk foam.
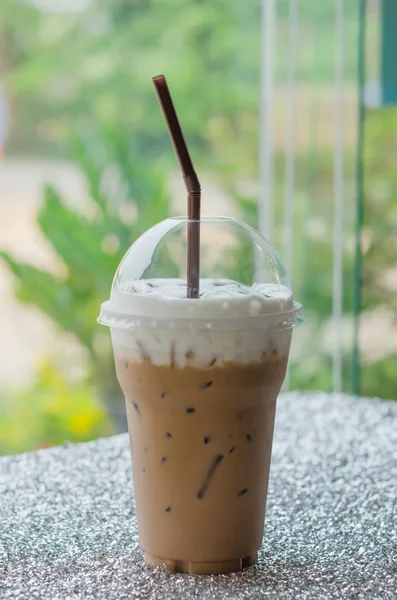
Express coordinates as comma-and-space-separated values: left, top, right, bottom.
102, 279, 297, 367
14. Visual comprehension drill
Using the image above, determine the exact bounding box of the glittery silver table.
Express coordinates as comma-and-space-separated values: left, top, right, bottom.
1, 392, 396, 600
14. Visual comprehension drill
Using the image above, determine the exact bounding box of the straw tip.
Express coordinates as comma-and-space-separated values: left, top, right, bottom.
152, 74, 166, 83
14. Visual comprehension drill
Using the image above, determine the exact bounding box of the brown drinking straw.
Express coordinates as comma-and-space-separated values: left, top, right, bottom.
152, 74, 201, 299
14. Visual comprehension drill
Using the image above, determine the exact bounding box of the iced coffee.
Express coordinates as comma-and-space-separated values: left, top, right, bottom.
98, 217, 301, 574
108, 277, 296, 573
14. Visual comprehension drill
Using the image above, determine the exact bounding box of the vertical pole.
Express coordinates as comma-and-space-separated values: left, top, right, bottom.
283, 0, 300, 391
332, 0, 345, 393
283, 0, 299, 280
381, 0, 397, 105
258, 0, 276, 243
352, 0, 367, 394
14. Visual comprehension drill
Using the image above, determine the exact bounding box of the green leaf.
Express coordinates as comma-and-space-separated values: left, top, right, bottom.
67, 131, 109, 214
38, 184, 115, 275
0, 251, 94, 350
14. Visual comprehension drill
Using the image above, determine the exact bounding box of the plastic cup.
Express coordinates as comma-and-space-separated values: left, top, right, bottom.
98, 217, 302, 574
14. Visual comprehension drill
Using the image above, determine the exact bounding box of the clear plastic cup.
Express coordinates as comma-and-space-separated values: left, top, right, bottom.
98, 217, 302, 574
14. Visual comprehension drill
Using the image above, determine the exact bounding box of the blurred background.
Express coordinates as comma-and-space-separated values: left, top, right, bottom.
0, 0, 396, 455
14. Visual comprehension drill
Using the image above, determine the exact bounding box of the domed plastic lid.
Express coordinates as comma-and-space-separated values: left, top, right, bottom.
98, 216, 302, 330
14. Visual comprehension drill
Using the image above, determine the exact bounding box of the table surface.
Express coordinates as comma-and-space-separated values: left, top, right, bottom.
1, 392, 396, 600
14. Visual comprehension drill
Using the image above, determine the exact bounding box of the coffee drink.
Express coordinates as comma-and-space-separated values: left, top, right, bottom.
108, 279, 294, 574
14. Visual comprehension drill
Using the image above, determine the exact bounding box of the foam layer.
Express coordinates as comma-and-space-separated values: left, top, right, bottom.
107, 278, 294, 320
102, 279, 298, 368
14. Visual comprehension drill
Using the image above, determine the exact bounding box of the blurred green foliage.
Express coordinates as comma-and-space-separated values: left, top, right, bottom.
361, 108, 397, 311
0, 358, 110, 455
1, 0, 359, 169
0, 0, 396, 454
358, 108, 397, 400
0, 125, 171, 428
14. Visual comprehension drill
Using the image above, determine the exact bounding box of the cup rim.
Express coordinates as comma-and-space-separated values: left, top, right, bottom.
97, 300, 303, 331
